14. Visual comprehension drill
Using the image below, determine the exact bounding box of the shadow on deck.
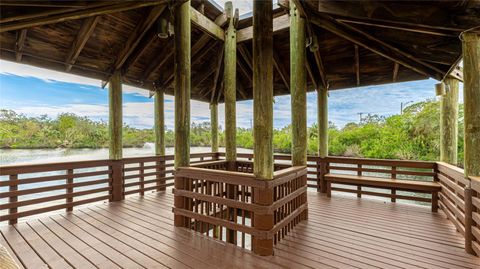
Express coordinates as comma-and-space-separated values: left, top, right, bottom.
1, 191, 479, 269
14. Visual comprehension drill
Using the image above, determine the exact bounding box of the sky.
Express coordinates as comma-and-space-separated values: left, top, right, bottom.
0, 59, 453, 130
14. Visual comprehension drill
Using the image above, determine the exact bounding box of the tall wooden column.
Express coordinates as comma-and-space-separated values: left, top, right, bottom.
210, 102, 218, 153
462, 32, 480, 255
154, 88, 165, 156
173, 0, 190, 169
290, 0, 307, 166
224, 1, 237, 166
462, 32, 480, 178
318, 87, 328, 158
109, 71, 122, 160
252, 0, 274, 257
173, 0, 191, 228
109, 71, 123, 201
318, 87, 328, 193
155, 88, 166, 191
253, 0, 274, 180
440, 78, 459, 164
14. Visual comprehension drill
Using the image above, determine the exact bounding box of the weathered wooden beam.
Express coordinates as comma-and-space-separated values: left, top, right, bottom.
210, 46, 224, 103
312, 46, 328, 89
173, 0, 191, 169
190, 6, 224, 40
121, 28, 157, 75
154, 86, 165, 156
305, 58, 318, 90
15, 29, 27, 62
354, 45, 360, 86
462, 32, 480, 178
336, 18, 459, 37
273, 48, 290, 91
210, 102, 218, 152
109, 71, 122, 160
393, 63, 399, 82
316, 1, 468, 33
141, 41, 174, 82
238, 44, 253, 70
0, 1, 171, 33
253, 0, 274, 182
112, 5, 166, 72
65, 16, 99, 71
310, 14, 445, 80
237, 13, 289, 43
237, 58, 253, 85
0, 2, 114, 24
440, 78, 459, 165
290, 0, 307, 166
224, 1, 237, 165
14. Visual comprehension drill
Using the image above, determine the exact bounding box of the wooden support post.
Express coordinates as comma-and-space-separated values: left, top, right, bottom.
290, 0, 307, 167
8, 174, 18, 225
154, 88, 166, 191
440, 78, 459, 165
253, 0, 274, 181
66, 169, 73, 211
154, 88, 165, 156
109, 71, 122, 160
224, 1, 237, 169
465, 187, 474, 254
252, 0, 274, 256
174, 0, 191, 169
318, 87, 328, 158
210, 102, 219, 153
462, 32, 480, 178
252, 187, 274, 256
110, 160, 124, 201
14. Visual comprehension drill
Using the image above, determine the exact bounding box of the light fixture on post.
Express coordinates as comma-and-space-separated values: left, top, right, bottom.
156, 15, 170, 39
435, 82, 446, 96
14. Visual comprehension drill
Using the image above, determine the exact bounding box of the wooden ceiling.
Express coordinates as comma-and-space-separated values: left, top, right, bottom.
0, 0, 478, 103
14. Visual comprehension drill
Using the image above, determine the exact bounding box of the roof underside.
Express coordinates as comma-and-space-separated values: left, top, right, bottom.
0, 0, 478, 103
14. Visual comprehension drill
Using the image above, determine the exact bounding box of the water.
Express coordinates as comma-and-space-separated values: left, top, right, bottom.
0, 145, 253, 166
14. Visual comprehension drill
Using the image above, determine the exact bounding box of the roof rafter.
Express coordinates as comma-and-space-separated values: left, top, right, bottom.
65, 16, 99, 71
354, 44, 360, 86
112, 5, 166, 72
0, 1, 172, 33
310, 14, 445, 80
15, 29, 27, 62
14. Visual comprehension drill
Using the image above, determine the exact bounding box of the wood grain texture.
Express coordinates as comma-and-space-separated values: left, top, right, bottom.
2, 191, 479, 268
290, 0, 307, 167
462, 32, 480, 177
109, 71, 122, 160
440, 78, 459, 165
224, 1, 237, 163
174, 0, 191, 169
253, 0, 274, 180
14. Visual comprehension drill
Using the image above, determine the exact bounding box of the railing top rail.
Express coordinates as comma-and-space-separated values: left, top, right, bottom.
0, 152, 220, 175
0, 159, 114, 175
176, 165, 307, 189
325, 156, 435, 168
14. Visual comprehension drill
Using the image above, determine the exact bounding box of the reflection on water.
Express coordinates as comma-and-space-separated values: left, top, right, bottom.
0, 145, 253, 166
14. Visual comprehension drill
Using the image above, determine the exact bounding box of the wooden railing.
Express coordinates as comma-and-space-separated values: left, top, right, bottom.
173, 163, 308, 256
0, 152, 219, 224
326, 156, 437, 203
468, 176, 480, 256
437, 162, 468, 236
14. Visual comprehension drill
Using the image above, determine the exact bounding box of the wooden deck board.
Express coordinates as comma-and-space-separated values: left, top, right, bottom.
1, 191, 479, 269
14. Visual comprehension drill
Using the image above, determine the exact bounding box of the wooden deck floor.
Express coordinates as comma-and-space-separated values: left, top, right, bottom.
1, 191, 479, 269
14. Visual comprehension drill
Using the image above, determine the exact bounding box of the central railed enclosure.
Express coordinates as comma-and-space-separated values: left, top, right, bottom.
1, 152, 480, 256
173, 160, 308, 255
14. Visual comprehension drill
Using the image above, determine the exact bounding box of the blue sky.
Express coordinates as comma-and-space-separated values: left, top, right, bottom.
0, 60, 457, 130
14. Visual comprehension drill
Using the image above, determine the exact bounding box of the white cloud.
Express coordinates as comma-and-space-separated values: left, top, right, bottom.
0, 60, 150, 98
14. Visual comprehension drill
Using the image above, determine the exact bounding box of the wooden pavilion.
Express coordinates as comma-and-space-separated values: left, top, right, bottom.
0, 0, 480, 268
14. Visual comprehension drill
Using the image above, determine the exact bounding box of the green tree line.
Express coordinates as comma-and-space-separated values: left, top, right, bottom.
0, 100, 464, 166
